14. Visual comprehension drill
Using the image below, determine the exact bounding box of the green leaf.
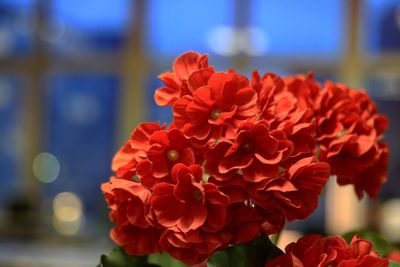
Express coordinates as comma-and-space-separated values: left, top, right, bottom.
148, 253, 190, 267
389, 260, 400, 267
98, 247, 160, 267
207, 235, 284, 267
343, 230, 393, 257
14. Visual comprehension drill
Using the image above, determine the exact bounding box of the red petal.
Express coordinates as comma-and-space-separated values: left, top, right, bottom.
188, 68, 214, 92
151, 183, 185, 227
173, 51, 202, 80
154, 86, 180, 106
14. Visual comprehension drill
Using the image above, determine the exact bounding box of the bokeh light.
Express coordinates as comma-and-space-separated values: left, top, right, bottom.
38, 16, 66, 43
207, 26, 237, 56
32, 152, 61, 183
207, 26, 268, 56
245, 26, 269, 56
52, 192, 83, 236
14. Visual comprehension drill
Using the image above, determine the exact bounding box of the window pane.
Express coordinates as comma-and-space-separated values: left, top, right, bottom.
49, 0, 133, 54
0, 0, 35, 57
250, 0, 343, 55
147, 0, 233, 55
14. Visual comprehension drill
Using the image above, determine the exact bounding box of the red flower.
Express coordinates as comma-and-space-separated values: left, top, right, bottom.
101, 178, 162, 255
208, 174, 286, 238
253, 157, 330, 221
342, 235, 389, 267
266, 234, 388, 267
154, 51, 214, 106
315, 82, 389, 198
251, 71, 317, 162
150, 163, 230, 233
159, 228, 231, 265
111, 143, 138, 179
111, 224, 162, 256
251, 71, 285, 117
112, 122, 165, 179
102, 52, 391, 265
283, 72, 320, 110
280, 109, 316, 163
173, 71, 258, 143
205, 120, 294, 182
330, 140, 388, 198
228, 202, 285, 241
136, 128, 196, 188
102, 178, 151, 227
349, 89, 388, 138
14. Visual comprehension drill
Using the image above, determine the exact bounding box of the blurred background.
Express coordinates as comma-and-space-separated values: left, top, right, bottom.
0, 0, 399, 266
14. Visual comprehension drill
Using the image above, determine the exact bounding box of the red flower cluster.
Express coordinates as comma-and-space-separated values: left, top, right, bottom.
314, 82, 389, 198
102, 52, 388, 265
266, 234, 389, 267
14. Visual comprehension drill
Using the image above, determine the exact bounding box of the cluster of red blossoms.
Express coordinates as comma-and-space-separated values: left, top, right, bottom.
266, 234, 389, 267
101, 52, 388, 265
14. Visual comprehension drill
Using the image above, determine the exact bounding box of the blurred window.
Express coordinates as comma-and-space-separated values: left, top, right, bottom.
49, 0, 133, 54
0, 0, 35, 57
0, 76, 23, 207
44, 74, 119, 215
364, 0, 400, 53
250, 0, 343, 56
147, 0, 233, 55
3, 0, 399, 243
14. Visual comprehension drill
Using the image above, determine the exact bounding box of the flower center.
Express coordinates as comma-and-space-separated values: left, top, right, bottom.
241, 142, 253, 153
167, 149, 179, 162
193, 189, 203, 202
210, 108, 222, 120
337, 129, 347, 139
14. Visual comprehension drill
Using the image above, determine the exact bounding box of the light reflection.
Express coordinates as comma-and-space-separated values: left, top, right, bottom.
61, 94, 100, 125
52, 192, 83, 236
53, 192, 82, 222
207, 26, 268, 56
245, 26, 269, 56
32, 152, 60, 183
52, 215, 82, 236
38, 16, 66, 43
207, 26, 237, 56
